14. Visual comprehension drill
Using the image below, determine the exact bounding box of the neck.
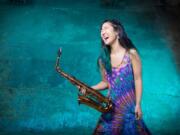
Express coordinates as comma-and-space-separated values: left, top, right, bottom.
110, 39, 125, 54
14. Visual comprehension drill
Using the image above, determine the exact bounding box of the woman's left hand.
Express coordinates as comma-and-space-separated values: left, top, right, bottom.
135, 104, 142, 120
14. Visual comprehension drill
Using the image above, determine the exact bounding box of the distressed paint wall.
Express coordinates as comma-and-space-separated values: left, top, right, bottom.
0, 0, 180, 135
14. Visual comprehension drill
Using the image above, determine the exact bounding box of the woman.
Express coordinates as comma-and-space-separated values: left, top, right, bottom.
80, 19, 151, 135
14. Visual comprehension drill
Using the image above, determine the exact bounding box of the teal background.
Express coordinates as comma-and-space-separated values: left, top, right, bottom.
0, 0, 180, 135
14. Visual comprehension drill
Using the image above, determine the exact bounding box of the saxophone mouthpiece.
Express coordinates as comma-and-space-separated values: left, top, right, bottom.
58, 48, 62, 57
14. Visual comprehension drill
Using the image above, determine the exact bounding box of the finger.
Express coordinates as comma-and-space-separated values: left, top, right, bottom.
81, 88, 84, 93
137, 113, 142, 120
78, 87, 85, 94
135, 112, 140, 120
82, 89, 86, 94
135, 112, 138, 119
139, 113, 142, 119
77, 86, 82, 91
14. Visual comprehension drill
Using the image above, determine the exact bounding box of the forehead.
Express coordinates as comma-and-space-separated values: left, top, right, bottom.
101, 22, 113, 29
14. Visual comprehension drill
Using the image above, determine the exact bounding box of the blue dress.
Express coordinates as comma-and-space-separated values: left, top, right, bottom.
93, 51, 151, 135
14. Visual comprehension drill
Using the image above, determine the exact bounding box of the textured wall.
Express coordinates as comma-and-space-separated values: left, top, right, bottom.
0, 0, 180, 135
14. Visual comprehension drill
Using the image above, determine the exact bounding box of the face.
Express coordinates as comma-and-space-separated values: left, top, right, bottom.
101, 22, 119, 46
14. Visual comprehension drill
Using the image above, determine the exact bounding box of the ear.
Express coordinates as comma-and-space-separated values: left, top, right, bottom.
115, 31, 120, 38
116, 29, 122, 39
117, 35, 120, 39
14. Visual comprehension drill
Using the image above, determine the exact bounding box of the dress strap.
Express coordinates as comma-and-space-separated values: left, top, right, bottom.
126, 49, 133, 64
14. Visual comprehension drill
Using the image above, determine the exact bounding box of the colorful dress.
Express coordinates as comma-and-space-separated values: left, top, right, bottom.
93, 51, 151, 135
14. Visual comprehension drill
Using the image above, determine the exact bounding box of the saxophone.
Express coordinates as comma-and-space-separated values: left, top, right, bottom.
55, 48, 113, 113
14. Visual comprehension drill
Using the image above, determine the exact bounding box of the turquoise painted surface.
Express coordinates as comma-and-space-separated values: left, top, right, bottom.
0, 1, 180, 135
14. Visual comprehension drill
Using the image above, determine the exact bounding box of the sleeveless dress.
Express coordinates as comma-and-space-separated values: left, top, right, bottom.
93, 51, 151, 135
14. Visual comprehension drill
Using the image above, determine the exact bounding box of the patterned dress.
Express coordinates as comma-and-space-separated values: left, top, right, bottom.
93, 51, 151, 135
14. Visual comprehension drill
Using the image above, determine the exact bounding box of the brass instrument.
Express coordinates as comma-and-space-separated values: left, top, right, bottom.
55, 48, 113, 113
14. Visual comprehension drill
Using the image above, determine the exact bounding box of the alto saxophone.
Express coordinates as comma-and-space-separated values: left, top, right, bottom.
55, 48, 113, 113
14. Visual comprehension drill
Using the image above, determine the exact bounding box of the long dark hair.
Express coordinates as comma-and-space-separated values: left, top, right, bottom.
97, 19, 137, 75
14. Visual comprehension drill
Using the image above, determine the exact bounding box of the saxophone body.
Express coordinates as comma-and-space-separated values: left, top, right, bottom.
55, 48, 113, 113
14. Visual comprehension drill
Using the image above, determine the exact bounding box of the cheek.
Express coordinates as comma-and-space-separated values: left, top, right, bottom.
108, 29, 117, 37
109, 32, 117, 39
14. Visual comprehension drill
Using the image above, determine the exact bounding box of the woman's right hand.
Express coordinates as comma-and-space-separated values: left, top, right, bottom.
76, 85, 86, 95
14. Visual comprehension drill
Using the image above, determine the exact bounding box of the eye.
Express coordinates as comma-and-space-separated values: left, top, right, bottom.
100, 28, 105, 33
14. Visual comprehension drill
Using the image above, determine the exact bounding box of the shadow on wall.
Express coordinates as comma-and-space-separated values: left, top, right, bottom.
156, 3, 180, 72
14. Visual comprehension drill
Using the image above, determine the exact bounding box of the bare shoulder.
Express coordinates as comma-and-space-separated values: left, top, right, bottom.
129, 49, 141, 63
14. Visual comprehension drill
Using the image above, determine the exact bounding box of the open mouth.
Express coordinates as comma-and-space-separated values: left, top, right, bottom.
104, 37, 109, 41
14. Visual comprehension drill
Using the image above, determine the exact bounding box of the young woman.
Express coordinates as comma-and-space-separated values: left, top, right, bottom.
88, 19, 152, 135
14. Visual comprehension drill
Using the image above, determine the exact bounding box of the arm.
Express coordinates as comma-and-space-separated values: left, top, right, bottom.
130, 49, 143, 119
130, 49, 142, 105
91, 81, 108, 90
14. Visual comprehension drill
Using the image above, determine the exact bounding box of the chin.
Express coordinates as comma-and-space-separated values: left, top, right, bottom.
106, 42, 113, 46
104, 43, 111, 46
103, 41, 111, 46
